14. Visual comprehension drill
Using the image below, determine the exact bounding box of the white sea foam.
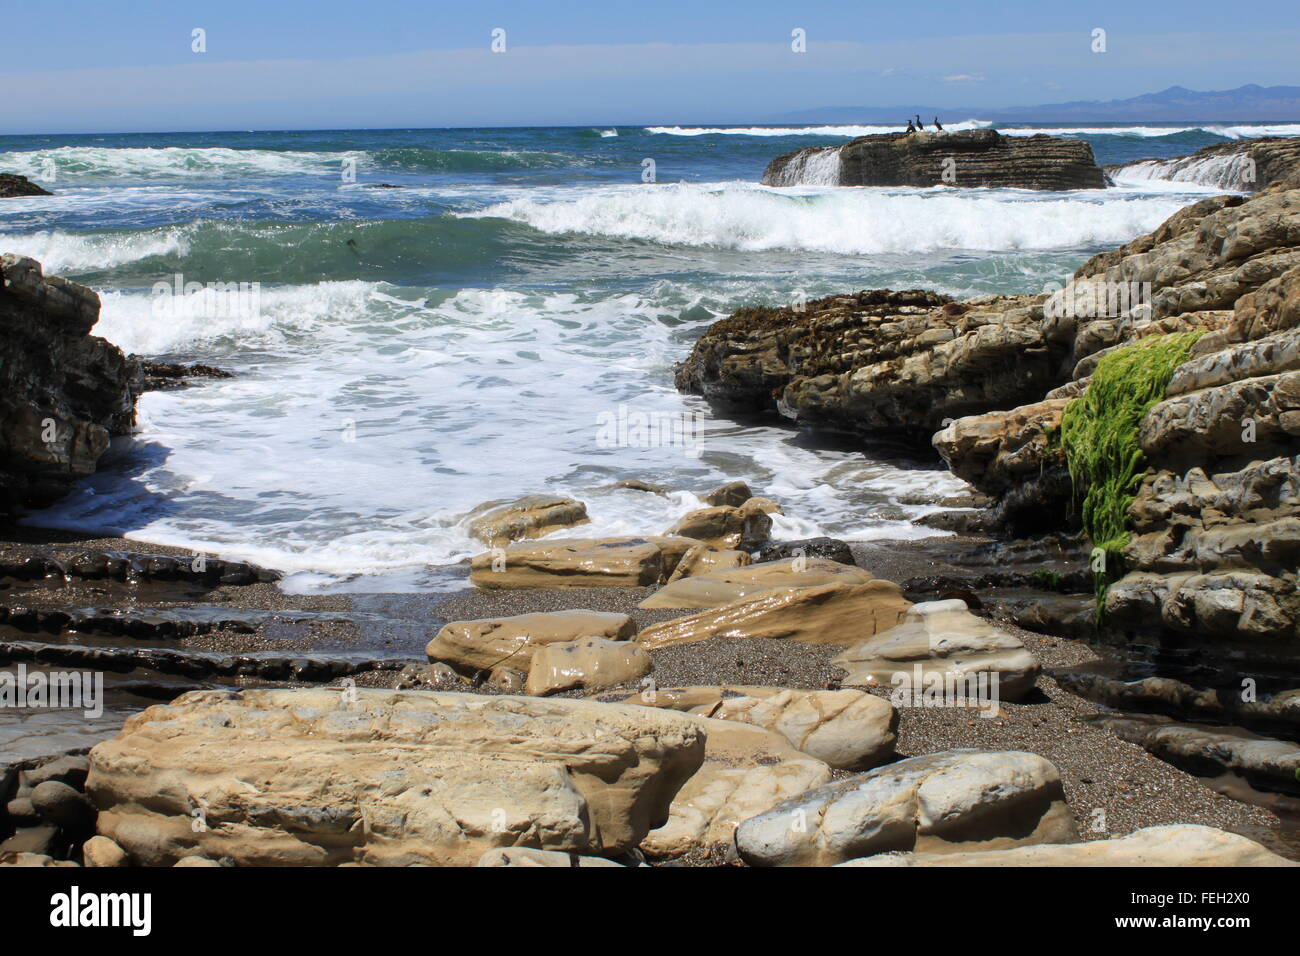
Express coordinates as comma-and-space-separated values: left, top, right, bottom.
765, 147, 843, 186
0, 146, 350, 179
1109, 152, 1259, 190
28, 280, 968, 583
464, 181, 1193, 255
0, 227, 192, 272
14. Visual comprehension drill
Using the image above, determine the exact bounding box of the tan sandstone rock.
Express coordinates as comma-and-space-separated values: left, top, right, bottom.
832, 599, 1041, 702
82, 834, 128, 867
468, 535, 700, 589
664, 503, 772, 550
466, 494, 589, 547
525, 637, 653, 696
425, 610, 637, 674
87, 688, 706, 867
640, 556, 876, 610
735, 749, 1077, 866
615, 684, 895, 770
636, 579, 912, 650
662, 544, 751, 583
640, 718, 831, 859
843, 825, 1296, 867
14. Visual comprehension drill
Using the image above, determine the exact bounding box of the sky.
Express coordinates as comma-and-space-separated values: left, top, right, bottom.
2, 0, 1298, 133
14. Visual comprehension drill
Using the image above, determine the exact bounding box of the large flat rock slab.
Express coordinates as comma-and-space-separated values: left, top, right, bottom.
641, 718, 830, 859
639, 557, 875, 610
636, 580, 911, 650
469, 536, 699, 589
735, 749, 1077, 866
843, 824, 1296, 866
425, 610, 636, 674
832, 599, 1041, 702
610, 684, 895, 770
87, 688, 706, 866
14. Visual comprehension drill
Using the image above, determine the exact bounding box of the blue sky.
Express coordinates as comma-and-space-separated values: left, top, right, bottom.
2, 0, 1297, 132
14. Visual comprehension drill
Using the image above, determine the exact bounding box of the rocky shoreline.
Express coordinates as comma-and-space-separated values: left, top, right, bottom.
6, 148, 1300, 867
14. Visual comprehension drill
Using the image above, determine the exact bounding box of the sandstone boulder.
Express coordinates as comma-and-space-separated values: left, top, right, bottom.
466, 494, 589, 547
525, 637, 653, 696
664, 503, 771, 550
425, 610, 637, 674
701, 480, 754, 508
832, 599, 1041, 702
87, 688, 706, 866
640, 718, 831, 859
640, 556, 876, 610
636, 580, 912, 650
844, 824, 1295, 866
469, 535, 698, 589
662, 543, 751, 582
616, 684, 895, 770
735, 749, 1076, 866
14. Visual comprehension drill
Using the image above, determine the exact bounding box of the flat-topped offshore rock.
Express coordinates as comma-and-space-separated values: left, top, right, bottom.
763, 129, 1107, 190
636, 579, 912, 650
735, 749, 1077, 866
87, 688, 706, 866
844, 824, 1296, 867
425, 609, 637, 674
465, 494, 589, 547
468, 535, 699, 589
832, 599, 1042, 702
640, 556, 876, 610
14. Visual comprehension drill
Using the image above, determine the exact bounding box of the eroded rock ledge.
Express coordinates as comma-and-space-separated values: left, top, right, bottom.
763, 129, 1107, 190
677, 172, 1300, 667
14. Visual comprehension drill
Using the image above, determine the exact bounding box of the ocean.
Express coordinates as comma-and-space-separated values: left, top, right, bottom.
1, 120, 1293, 591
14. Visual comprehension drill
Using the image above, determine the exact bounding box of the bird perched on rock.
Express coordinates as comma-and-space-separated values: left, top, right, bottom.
934, 117, 944, 131
905, 119, 916, 133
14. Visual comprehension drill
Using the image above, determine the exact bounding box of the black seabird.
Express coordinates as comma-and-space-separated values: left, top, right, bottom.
906, 119, 916, 133
934, 117, 944, 131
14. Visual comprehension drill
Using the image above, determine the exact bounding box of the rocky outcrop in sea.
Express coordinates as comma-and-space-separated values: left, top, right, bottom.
1108, 136, 1300, 191
0, 174, 51, 199
0, 255, 141, 517
762, 129, 1108, 190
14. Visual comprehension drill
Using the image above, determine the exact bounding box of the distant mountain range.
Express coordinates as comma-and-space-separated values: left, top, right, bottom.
781, 85, 1300, 124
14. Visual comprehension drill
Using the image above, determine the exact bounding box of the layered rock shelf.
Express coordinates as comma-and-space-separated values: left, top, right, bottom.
0, 255, 141, 517
762, 129, 1108, 190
